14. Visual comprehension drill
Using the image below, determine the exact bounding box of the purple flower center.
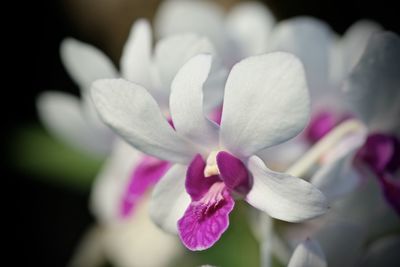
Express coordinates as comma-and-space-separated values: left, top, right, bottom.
197, 182, 227, 209
355, 133, 400, 214
191, 182, 230, 221
305, 110, 350, 144
178, 152, 251, 250
119, 156, 170, 218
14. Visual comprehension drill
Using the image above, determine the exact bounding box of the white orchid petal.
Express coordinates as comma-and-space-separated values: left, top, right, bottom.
341, 20, 383, 73
37, 91, 111, 157
226, 1, 275, 57
80, 91, 112, 133
91, 78, 197, 163
90, 139, 142, 223
154, 0, 225, 52
220, 52, 310, 157
246, 156, 328, 222
257, 136, 309, 171
202, 66, 228, 112
149, 164, 190, 234
120, 19, 153, 89
312, 153, 359, 203
267, 17, 335, 96
60, 38, 118, 91
288, 239, 327, 267
104, 195, 182, 267
153, 33, 215, 102
170, 54, 219, 148
344, 32, 400, 133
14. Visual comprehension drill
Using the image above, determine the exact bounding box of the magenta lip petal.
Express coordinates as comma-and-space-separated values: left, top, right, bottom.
305, 111, 338, 144
186, 154, 221, 201
356, 133, 400, 215
216, 151, 252, 195
178, 188, 235, 251
119, 156, 171, 218
356, 133, 398, 174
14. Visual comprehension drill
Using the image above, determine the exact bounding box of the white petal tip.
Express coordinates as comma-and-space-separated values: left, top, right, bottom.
288, 238, 327, 267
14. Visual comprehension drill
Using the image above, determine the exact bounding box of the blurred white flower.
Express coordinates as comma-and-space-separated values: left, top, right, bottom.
258, 17, 383, 170
37, 18, 224, 158
287, 239, 327, 267
274, 31, 400, 267
312, 31, 400, 209
155, 0, 275, 67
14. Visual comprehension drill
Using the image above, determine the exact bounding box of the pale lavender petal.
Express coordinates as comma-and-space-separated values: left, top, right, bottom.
216, 151, 252, 195
186, 154, 221, 201
178, 184, 234, 251
119, 156, 171, 218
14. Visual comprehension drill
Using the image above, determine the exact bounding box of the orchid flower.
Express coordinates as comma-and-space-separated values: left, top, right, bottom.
88, 17, 225, 221
255, 17, 338, 169
154, 0, 275, 67
37, 17, 224, 221
38, 18, 226, 266
312, 31, 400, 210
87, 20, 225, 265
258, 17, 383, 170
272, 32, 399, 267
91, 51, 328, 251
37, 18, 223, 157
153, 0, 276, 138
71, 145, 181, 267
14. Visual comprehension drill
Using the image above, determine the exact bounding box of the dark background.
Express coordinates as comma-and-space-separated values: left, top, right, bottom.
3, 0, 399, 266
